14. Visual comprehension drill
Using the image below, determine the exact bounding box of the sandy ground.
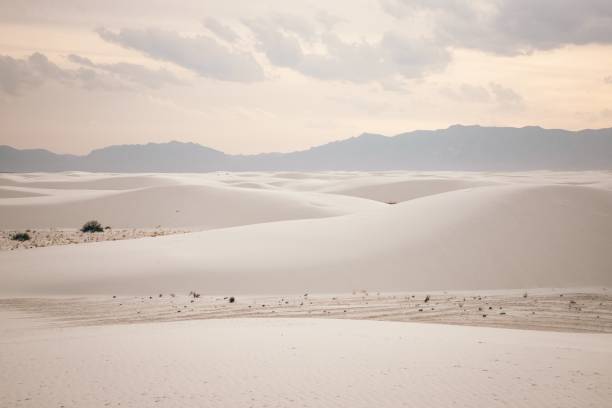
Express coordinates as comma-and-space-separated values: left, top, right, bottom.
1, 313, 611, 408
0, 228, 194, 250
1, 289, 611, 333
1, 171, 612, 406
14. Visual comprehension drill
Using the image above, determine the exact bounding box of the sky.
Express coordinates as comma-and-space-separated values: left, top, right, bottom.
1, 0, 612, 155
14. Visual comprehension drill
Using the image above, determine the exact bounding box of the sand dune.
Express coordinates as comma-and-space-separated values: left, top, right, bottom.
329, 178, 497, 202
0, 187, 44, 198
0, 173, 176, 189
2, 181, 611, 295
2, 171, 611, 408
0, 182, 382, 229
1, 315, 610, 408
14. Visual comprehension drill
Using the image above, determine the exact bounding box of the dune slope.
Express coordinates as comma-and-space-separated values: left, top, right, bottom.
1, 184, 611, 295
0, 183, 381, 229
329, 178, 496, 202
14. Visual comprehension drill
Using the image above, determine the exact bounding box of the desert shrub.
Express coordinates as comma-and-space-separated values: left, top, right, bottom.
189, 291, 200, 298
11, 232, 31, 241
81, 220, 104, 233
229, 296, 235, 303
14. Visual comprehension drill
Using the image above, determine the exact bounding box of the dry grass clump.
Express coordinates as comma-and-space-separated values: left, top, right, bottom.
11, 232, 31, 241
81, 220, 104, 233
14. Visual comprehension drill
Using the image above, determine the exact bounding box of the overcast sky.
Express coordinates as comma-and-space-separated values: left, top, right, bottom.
1, 0, 612, 154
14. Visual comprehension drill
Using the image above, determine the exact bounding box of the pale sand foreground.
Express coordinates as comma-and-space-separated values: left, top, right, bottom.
1, 313, 611, 408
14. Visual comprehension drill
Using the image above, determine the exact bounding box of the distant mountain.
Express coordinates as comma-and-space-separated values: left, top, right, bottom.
2, 125, 612, 172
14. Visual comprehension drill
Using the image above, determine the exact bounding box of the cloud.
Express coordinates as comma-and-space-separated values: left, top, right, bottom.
380, 0, 612, 55
96, 27, 264, 82
244, 19, 304, 67
0, 53, 97, 95
68, 54, 181, 89
442, 83, 491, 103
315, 10, 344, 30
245, 17, 449, 84
0, 52, 179, 96
489, 82, 524, 108
441, 82, 524, 108
203, 17, 239, 43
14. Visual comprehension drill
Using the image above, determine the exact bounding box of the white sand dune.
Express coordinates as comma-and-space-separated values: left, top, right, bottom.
2, 181, 611, 295
1, 315, 611, 408
0, 182, 382, 229
2, 171, 612, 408
0, 173, 176, 189
0, 187, 44, 199
329, 178, 497, 202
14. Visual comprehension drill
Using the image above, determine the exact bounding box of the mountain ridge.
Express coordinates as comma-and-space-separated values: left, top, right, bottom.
2, 125, 612, 172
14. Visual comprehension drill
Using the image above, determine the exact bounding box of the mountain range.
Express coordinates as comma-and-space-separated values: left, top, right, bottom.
2, 125, 611, 172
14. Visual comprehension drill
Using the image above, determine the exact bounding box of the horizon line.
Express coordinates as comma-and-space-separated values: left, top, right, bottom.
3, 123, 612, 157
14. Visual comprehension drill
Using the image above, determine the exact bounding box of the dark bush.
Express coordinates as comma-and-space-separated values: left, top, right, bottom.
11, 232, 31, 241
81, 220, 104, 233
229, 296, 235, 303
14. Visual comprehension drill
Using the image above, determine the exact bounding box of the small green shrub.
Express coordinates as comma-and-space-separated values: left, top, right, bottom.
11, 232, 31, 241
81, 220, 104, 233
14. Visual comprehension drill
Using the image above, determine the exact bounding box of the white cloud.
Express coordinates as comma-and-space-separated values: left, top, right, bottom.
441, 82, 524, 109
245, 16, 449, 84
381, 0, 612, 55
441, 83, 491, 103
68, 54, 182, 89
489, 82, 524, 109
97, 27, 264, 82
203, 17, 239, 43
0, 53, 97, 95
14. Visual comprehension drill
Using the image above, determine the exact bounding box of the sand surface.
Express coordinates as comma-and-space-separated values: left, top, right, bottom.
0, 228, 194, 250
2, 288, 611, 333
1, 313, 611, 408
1, 171, 612, 407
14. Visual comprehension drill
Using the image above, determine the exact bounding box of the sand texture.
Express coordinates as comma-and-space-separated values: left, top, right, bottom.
1, 171, 612, 407
1, 314, 611, 408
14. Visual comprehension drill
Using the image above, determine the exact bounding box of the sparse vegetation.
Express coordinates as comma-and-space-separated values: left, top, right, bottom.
11, 232, 31, 241
189, 291, 200, 299
424, 295, 430, 303
80, 220, 104, 233
229, 296, 235, 303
